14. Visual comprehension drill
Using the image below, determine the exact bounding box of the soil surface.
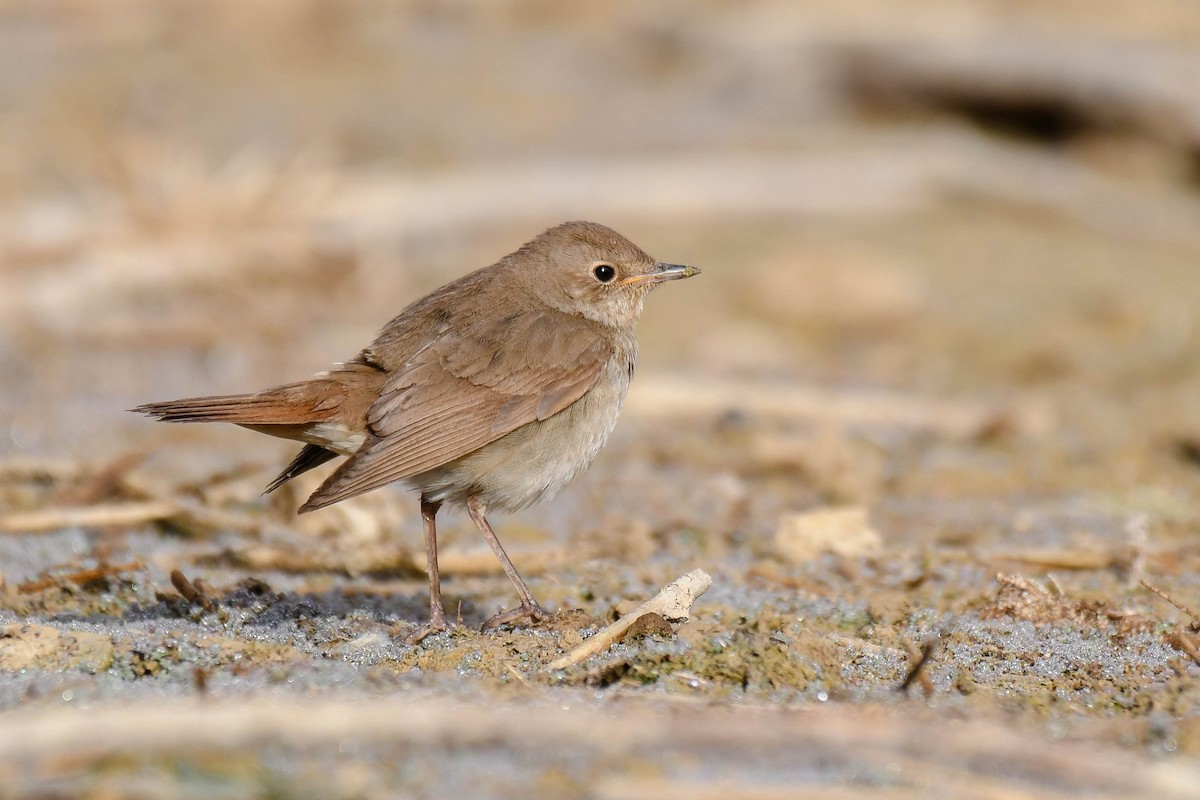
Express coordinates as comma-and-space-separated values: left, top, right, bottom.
2, 2, 1200, 798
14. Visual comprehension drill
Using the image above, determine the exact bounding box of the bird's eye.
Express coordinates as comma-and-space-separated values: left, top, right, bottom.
592, 263, 616, 283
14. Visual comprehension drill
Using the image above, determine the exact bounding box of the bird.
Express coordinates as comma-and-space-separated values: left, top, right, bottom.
134, 220, 700, 642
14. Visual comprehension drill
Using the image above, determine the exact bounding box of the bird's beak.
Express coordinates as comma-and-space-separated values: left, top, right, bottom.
621, 262, 702, 286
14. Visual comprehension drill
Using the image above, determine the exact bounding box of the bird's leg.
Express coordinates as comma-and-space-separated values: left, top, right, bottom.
406, 495, 448, 644
466, 495, 549, 631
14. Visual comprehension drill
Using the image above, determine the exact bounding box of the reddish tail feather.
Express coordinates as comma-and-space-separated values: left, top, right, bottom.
133, 391, 313, 425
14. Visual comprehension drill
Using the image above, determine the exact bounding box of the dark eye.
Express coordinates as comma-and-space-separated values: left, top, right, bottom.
592, 263, 616, 283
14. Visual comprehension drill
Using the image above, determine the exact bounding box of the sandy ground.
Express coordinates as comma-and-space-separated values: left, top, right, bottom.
2, 2, 1200, 797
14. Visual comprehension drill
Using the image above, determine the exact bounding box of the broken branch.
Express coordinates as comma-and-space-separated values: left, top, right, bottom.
545, 569, 712, 672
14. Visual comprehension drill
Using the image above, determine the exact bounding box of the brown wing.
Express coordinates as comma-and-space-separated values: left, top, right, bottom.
299, 309, 611, 511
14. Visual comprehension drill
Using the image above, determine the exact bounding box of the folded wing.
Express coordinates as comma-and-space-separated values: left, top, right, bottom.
300, 308, 610, 511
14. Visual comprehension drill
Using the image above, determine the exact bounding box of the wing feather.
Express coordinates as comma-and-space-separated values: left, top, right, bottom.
301, 307, 611, 511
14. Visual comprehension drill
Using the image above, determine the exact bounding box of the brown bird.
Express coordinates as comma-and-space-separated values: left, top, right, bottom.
135, 220, 699, 641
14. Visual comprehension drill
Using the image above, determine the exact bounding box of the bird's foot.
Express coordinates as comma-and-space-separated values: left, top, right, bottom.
481, 600, 550, 632
404, 614, 449, 645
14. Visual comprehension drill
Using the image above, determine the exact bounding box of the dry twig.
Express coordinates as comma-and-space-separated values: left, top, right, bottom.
1167, 631, 1200, 668
1139, 579, 1200, 665
1139, 578, 1200, 624
0, 501, 179, 533
17, 561, 143, 594
985, 548, 1114, 571
899, 636, 938, 696
170, 568, 216, 612
545, 569, 712, 671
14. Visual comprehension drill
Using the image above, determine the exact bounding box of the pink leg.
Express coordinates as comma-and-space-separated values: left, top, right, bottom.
467, 495, 549, 630
406, 495, 449, 644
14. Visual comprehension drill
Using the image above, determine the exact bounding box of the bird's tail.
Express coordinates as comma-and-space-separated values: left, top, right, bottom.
263, 443, 339, 495
132, 391, 309, 424
133, 389, 344, 494
132, 363, 385, 496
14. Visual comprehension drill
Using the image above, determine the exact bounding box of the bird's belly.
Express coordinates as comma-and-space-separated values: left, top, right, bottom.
408, 359, 630, 511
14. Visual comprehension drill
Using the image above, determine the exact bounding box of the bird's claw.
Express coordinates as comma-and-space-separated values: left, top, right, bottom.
480, 601, 550, 632
405, 616, 449, 645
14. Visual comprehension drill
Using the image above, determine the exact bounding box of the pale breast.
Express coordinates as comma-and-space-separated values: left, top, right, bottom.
407, 346, 635, 511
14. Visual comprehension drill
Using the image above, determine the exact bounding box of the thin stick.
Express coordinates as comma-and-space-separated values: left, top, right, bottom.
899, 637, 938, 695
986, 549, 1113, 571
170, 568, 216, 612
0, 501, 180, 533
545, 569, 711, 671
0, 495, 278, 538
1167, 632, 1200, 667
18, 561, 144, 594
1140, 579, 1200, 623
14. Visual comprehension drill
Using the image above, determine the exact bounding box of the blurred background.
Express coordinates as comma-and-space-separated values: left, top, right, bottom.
3, 2, 1200, 796
3, 0, 1198, 461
